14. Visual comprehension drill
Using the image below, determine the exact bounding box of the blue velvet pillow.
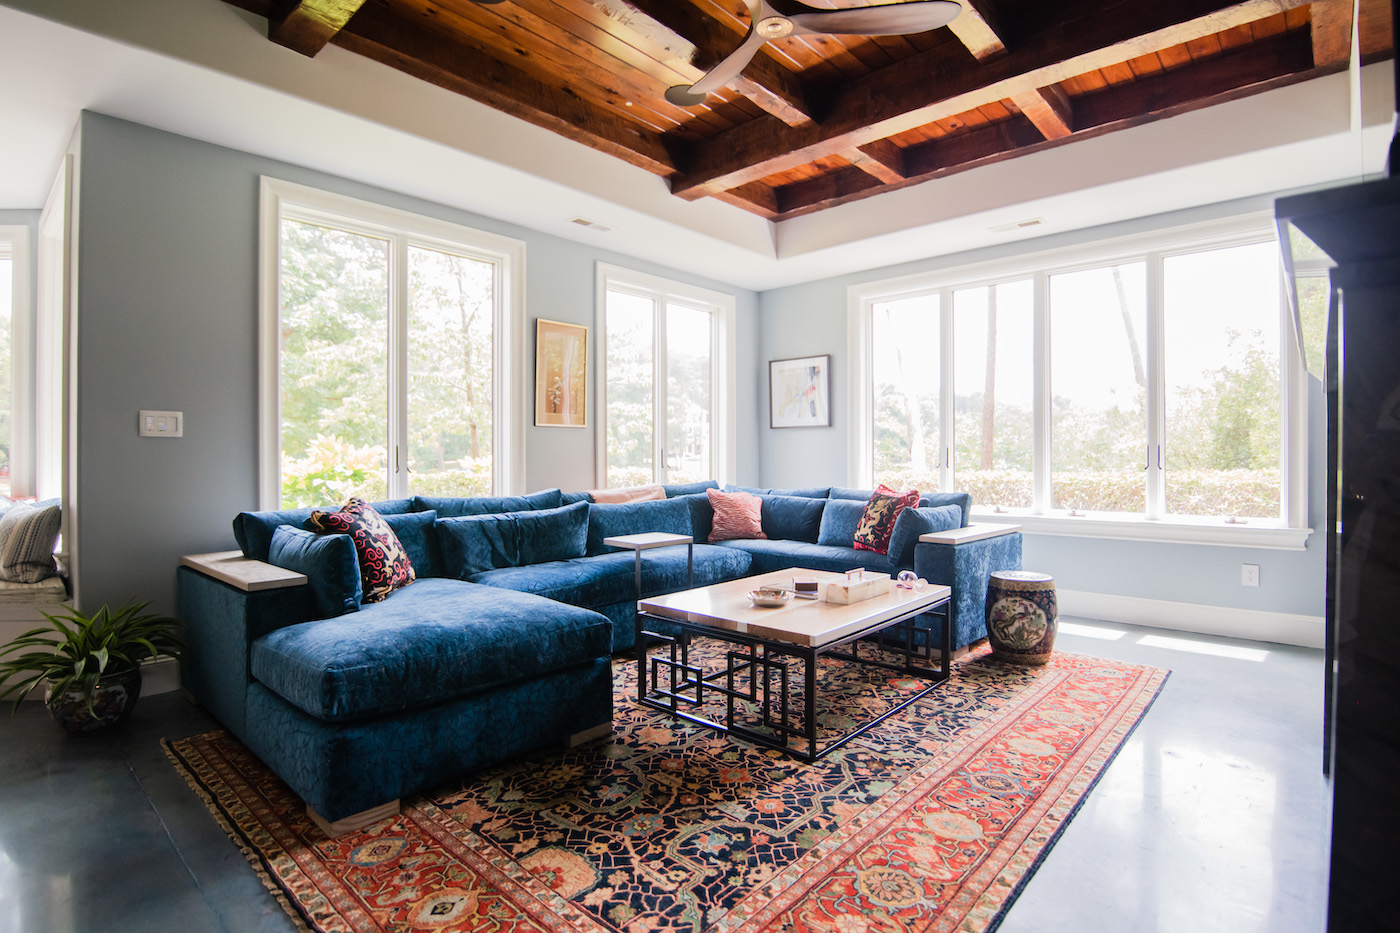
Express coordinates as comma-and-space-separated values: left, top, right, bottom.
769, 486, 832, 499
760, 495, 826, 543
586, 497, 695, 556
383, 510, 440, 578
267, 525, 362, 618
437, 501, 588, 577
413, 488, 563, 517
234, 498, 412, 561
828, 486, 872, 502
816, 498, 867, 548
560, 490, 593, 506
663, 480, 719, 497
886, 504, 962, 571
918, 492, 973, 528
676, 493, 714, 544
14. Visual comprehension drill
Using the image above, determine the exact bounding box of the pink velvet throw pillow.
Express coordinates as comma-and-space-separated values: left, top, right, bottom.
853, 484, 920, 554
707, 489, 766, 543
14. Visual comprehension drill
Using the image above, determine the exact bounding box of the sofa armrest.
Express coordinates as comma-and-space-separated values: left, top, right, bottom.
912, 527, 1023, 649
917, 522, 1022, 545
177, 558, 317, 738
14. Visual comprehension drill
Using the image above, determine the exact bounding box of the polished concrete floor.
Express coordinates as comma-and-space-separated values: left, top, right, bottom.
0, 617, 1329, 933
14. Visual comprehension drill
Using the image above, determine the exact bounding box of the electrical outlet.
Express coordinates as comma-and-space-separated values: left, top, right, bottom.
1241, 563, 1260, 587
139, 410, 183, 437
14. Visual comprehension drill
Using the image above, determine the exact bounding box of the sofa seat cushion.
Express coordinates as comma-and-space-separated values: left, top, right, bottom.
249, 578, 611, 722
713, 539, 893, 575
469, 545, 752, 608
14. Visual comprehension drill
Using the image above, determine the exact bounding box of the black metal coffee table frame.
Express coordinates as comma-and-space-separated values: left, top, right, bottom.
634, 596, 951, 761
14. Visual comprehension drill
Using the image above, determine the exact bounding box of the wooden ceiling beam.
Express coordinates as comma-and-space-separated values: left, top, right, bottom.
671, 0, 1313, 200
268, 0, 366, 57
845, 139, 907, 183
1310, 0, 1357, 68
334, 3, 676, 176
947, 0, 1008, 60
1012, 85, 1075, 139
584, 0, 815, 127
773, 29, 1316, 218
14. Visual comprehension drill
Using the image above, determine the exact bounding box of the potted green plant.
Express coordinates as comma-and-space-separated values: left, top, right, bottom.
0, 601, 183, 735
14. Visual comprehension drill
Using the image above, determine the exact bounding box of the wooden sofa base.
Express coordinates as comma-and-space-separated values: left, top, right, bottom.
308, 799, 400, 838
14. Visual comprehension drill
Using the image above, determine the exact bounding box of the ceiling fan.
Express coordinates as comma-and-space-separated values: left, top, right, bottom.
665, 0, 963, 107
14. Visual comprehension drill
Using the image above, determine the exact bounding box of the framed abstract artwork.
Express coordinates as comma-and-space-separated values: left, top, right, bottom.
770, 355, 830, 428
535, 319, 588, 427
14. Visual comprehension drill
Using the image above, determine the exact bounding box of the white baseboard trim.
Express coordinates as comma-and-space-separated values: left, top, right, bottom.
1057, 589, 1325, 649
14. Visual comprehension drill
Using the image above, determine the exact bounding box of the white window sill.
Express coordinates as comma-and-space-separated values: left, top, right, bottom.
970, 510, 1313, 551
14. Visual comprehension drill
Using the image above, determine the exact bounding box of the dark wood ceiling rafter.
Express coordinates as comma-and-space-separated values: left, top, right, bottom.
333, 1, 680, 175
770, 24, 1325, 219
267, 0, 368, 55
667, 0, 1325, 202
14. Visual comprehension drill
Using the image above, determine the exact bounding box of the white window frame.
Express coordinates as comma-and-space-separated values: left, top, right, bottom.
0, 226, 31, 498
258, 177, 526, 508
594, 263, 736, 488
848, 212, 1312, 550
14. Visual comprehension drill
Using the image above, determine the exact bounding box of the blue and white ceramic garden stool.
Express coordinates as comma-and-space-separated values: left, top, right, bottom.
985, 570, 1058, 665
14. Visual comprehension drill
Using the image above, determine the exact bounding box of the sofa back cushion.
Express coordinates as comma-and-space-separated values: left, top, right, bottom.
586, 497, 695, 556
437, 501, 589, 577
726, 484, 830, 499
383, 510, 441, 578
663, 480, 719, 497
886, 504, 963, 571
816, 498, 866, 548
233, 498, 412, 561
413, 488, 563, 517
828, 487, 972, 527
268, 525, 362, 618
760, 495, 826, 543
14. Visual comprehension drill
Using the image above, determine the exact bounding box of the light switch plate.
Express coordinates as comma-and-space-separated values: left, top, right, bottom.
139, 410, 183, 437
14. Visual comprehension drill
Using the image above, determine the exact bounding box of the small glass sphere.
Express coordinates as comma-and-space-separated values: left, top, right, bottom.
897, 569, 918, 589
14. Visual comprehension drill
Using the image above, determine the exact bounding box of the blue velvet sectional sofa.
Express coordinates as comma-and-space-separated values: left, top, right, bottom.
178, 482, 1019, 833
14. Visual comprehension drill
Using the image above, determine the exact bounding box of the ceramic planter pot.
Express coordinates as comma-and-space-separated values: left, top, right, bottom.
45, 665, 143, 736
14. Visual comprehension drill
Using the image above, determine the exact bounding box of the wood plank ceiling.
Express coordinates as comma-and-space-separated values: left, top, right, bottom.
227, 0, 1393, 220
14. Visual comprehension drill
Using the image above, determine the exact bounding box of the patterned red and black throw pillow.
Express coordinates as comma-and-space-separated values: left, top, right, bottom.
707, 488, 767, 543
309, 498, 415, 602
853, 484, 920, 555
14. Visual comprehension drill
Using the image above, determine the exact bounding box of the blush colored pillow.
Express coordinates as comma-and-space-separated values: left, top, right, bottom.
852, 484, 920, 555
309, 497, 415, 602
706, 488, 766, 543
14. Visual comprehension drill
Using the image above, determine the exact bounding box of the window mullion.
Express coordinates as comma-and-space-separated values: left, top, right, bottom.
388, 235, 410, 499
654, 293, 668, 484
939, 287, 955, 493
1145, 252, 1166, 519
1032, 272, 1051, 513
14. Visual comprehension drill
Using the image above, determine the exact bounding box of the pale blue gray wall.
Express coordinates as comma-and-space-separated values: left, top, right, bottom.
756, 199, 1327, 620
71, 112, 759, 614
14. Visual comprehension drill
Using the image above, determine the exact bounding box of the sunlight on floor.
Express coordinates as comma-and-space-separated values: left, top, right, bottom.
1058, 621, 1128, 640
1137, 633, 1270, 661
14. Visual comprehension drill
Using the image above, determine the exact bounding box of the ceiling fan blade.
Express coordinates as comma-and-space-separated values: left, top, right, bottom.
788, 1, 962, 37
666, 26, 772, 106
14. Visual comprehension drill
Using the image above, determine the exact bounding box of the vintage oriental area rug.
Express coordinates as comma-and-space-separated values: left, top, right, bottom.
165, 644, 1167, 933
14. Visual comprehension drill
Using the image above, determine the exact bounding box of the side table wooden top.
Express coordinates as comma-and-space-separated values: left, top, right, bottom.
181, 551, 306, 592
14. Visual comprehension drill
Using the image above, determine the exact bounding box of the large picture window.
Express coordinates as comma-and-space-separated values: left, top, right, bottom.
260, 179, 524, 509
849, 215, 1311, 548
596, 265, 735, 489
